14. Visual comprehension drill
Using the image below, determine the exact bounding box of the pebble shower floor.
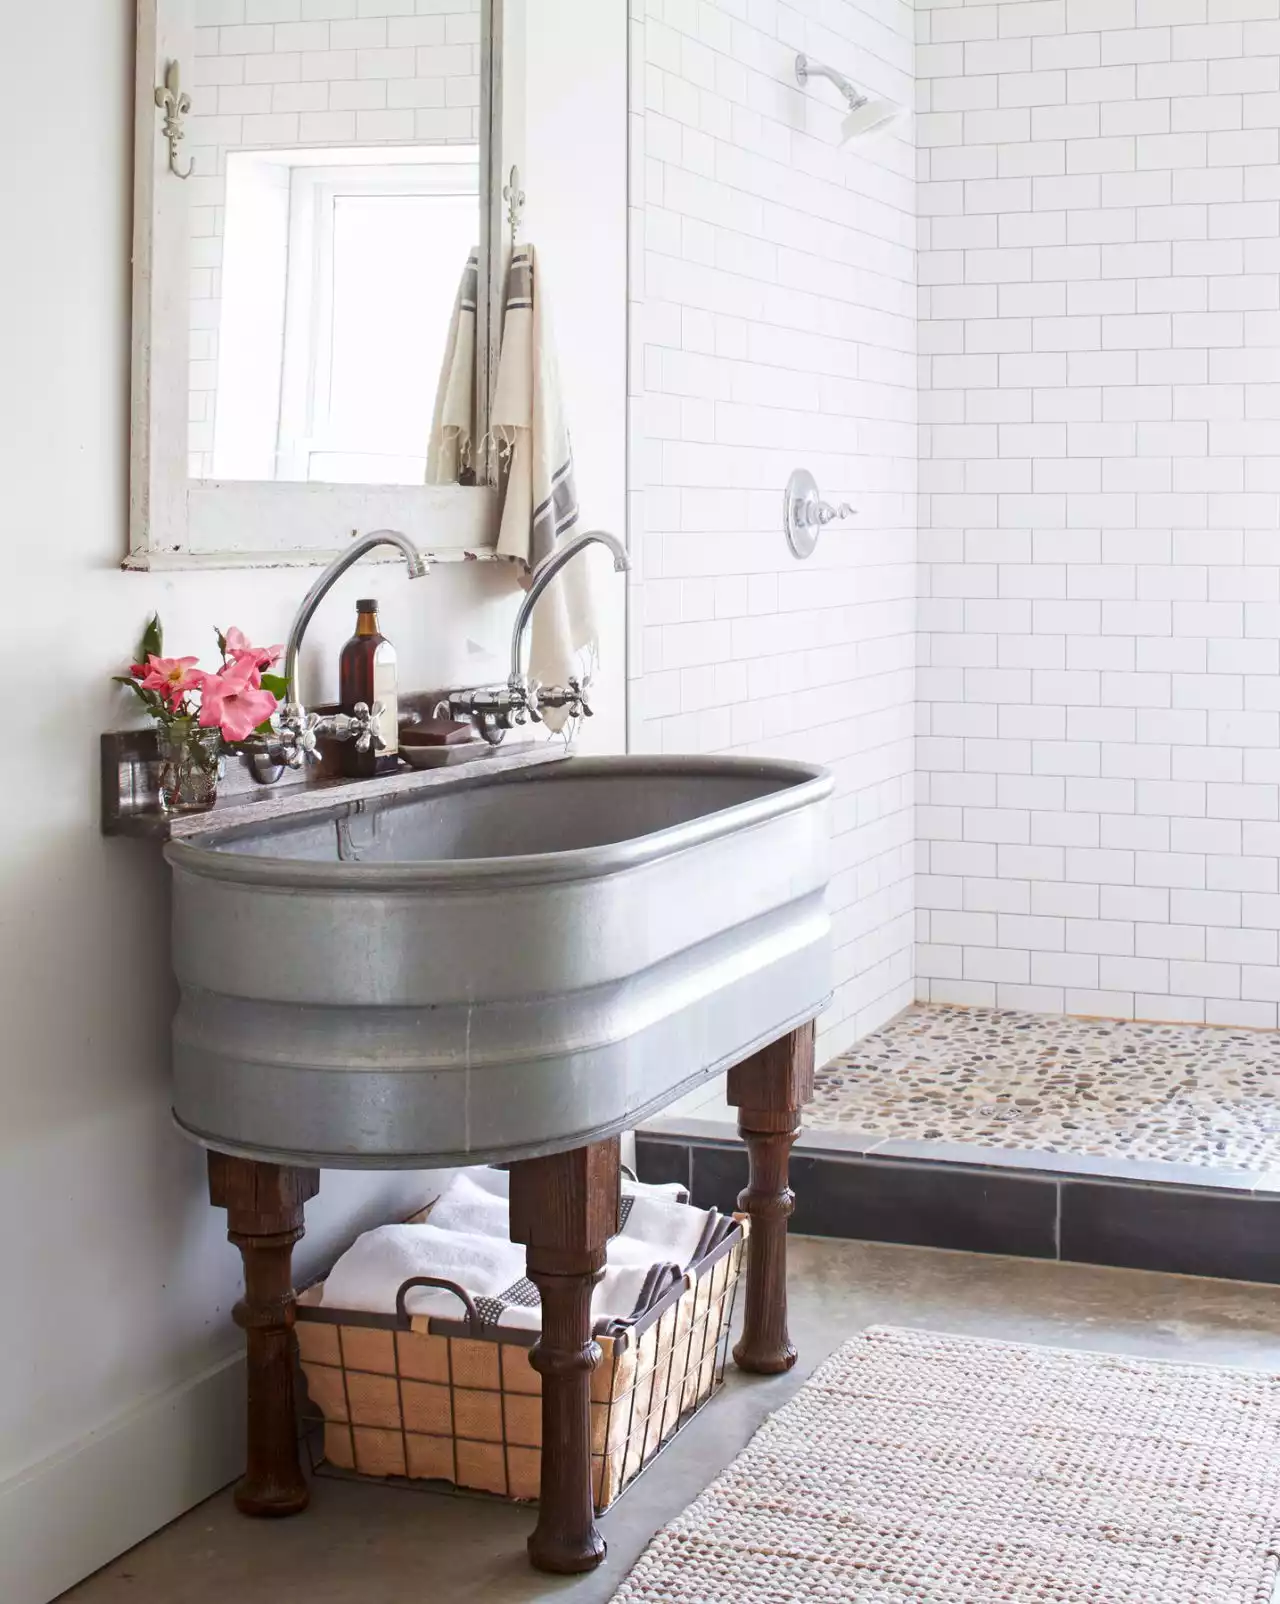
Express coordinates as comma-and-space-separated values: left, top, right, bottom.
812, 1003, 1280, 1175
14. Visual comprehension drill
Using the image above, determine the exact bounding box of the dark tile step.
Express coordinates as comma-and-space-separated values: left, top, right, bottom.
635, 1135, 1280, 1286
1060, 1180, 1280, 1285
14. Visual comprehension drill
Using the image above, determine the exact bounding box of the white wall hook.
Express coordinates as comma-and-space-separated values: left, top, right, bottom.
154, 60, 193, 180
504, 164, 526, 240
783, 468, 856, 559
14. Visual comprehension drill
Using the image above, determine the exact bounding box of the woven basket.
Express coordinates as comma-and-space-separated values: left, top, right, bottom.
296, 1208, 747, 1512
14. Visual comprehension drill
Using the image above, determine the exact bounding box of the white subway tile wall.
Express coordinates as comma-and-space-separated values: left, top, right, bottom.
629, 0, 917, 1061
917, 0, 1280, 1026
188, 0, 481, 473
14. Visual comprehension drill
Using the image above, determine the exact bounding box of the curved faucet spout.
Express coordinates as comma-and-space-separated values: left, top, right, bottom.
284, 528, 427, 704
510, 529, 630, 683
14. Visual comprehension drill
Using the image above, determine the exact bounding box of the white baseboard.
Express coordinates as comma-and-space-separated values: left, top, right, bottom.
1, 1351, 246, 1604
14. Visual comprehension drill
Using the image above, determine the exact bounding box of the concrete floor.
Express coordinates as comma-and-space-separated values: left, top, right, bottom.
63, 1235, 1280, 1604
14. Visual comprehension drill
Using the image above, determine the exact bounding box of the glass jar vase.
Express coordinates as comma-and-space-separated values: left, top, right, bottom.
155, 723, 223, 813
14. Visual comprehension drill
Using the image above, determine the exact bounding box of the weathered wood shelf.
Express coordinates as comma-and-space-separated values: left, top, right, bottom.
101, 728, 567, 841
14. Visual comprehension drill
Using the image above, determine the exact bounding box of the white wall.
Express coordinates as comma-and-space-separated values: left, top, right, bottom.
1, 0, 631, 1594
518, 0, 630, 755
917, 0, 1280, 1026
628, 0, 918, 1060
0, 8, 524, 1602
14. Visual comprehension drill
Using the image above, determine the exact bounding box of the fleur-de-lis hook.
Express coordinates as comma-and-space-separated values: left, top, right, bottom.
154, 60, 193, 180
503, 164, 525, 241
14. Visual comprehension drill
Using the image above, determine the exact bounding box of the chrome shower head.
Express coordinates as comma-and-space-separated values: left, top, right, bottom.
796, 53, 903, 146
840, 97, 901, 143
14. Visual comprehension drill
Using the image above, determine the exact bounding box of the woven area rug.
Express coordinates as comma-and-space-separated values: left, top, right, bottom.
610, 1326, 1280, 1603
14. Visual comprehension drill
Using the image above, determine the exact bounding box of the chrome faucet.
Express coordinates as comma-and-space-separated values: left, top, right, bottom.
250, 529, 428, 781
446, 529, 630, 744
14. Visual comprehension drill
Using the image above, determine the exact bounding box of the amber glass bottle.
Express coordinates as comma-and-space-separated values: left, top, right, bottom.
339, 599, 399, 777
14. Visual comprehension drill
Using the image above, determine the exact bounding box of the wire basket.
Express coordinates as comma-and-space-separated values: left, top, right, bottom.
296, 1208, 747, 1512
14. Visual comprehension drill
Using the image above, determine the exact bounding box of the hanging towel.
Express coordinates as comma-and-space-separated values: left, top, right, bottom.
491, 245, 600, 715
425, 248, 478, 484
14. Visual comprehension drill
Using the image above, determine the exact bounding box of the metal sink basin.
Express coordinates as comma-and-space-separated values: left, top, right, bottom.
165, 755, 833, 1167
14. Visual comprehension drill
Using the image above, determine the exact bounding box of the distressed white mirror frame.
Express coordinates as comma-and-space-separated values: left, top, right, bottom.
128, 0, 506, 570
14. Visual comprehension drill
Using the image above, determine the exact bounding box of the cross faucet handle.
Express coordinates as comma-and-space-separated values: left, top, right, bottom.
536, 676, 593, 719
275, 705, 323, 769
347, 701, 385, 754
509, 679, 543, 726
569, 675, 593, 719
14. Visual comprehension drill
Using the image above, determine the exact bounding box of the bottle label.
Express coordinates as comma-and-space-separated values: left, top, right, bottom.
374, 660, 398, 756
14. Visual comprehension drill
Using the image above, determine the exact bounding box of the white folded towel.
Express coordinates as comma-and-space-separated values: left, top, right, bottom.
617, 1190, 715, 1273
319, 1166, 712, 1331
492, 244, 600, 725
320, 1223, 526, 1320
426, 1170, 510, 1240
425, 249, 478, 484
427, 1168, 699, 1260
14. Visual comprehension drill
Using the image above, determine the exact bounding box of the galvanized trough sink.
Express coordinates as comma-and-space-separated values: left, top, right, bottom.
165, 755, 833, 1168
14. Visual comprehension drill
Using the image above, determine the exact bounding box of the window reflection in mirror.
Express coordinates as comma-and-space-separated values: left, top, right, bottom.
210, 147, 477, 484
188, 3, 482, 488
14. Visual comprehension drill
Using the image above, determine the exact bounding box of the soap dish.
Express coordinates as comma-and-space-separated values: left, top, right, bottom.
400, 744, 491, 769
399, 723, 486, 769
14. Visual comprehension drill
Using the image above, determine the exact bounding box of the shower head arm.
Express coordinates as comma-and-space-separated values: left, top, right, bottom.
795, 53, 867, 111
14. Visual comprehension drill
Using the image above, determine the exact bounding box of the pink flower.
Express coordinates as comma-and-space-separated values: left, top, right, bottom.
140, 654, 204, 706
224, 626, 283, 682
199, 659, 279, 744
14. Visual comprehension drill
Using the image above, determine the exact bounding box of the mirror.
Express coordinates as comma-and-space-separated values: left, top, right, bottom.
130, 0, 504, 566
185, 2, 485, 489
197, 145, 479, 486
129, 0, 627, 581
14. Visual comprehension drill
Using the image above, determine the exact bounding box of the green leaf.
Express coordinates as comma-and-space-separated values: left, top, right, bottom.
252, 675, 285, 741
138, 612, 163, 664
113, 675, 163, 711
214, 626, 228, 663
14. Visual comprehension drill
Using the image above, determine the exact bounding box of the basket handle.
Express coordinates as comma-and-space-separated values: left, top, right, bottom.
394, 1274, 481, 1331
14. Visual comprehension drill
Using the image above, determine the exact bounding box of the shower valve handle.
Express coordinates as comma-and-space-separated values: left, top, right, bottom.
813, 499, 855, 527
783, 468, 857, 559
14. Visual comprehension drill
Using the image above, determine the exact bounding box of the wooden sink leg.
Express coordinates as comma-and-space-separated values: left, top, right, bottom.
727, 1021, 815, 1375
509, 1137, 620, 1574
207, 1152, 320, 1517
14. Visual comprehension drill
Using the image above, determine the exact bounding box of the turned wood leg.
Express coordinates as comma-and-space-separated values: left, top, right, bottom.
208, 1152, 320, 1517
726, 1022, 815, 1375
509, 1138, 620, 1575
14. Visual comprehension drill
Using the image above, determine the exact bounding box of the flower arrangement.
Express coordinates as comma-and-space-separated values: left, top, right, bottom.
116, 614, 285, 810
